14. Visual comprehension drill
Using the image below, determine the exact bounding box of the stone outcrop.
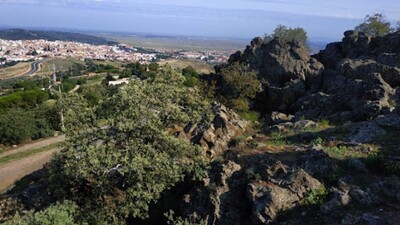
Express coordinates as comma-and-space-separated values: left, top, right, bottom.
229, 37, 324, 111
226, 31, 400, 123
178, 103, 249, 157
179, 151, 329, 225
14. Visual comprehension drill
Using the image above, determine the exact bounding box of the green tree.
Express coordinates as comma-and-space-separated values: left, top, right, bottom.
4, 201, 77, 225
219, 63, 261, 112
49, 67, 210, 223
182, 66, 199, 87
264, 25, 308, 45
0, 109, 36, 145
355, 13, 393, 36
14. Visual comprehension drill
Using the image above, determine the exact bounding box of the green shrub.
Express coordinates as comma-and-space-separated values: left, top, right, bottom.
303, 187, 327, 206
4, 201, 77, 225
270, 132, 287, 146
49, 67, 210, 222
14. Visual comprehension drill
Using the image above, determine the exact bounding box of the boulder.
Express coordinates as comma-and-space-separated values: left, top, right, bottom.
267, 111, 294, 125
228, 37, 324, 112
292, 72, 394, 122
186, 103, 249, 157
247, 167, 322, 224
320, 189, 351, 214
347, 121, 387, 143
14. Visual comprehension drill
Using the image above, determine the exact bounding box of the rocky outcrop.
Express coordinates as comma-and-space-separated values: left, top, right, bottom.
179, 151, 330, 225
227, 31, 400, 122
229, 37, 324, 111
291, 70, 395, 122
178, 103, 249, 157
247, 162, 322, 224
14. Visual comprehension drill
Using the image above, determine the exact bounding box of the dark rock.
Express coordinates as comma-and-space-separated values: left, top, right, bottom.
247, 166, 322, 224
347, 121, 387, 143
320, 189, 350, 214
341, 213, 384, 225
188, 103, 249, 157
268, 111, 294, 125
349, 188, 374, 206
347, 158, 368, 173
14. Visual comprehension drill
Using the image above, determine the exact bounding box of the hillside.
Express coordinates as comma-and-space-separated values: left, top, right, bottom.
0, 30, 400, 225
0, 29, 117, 45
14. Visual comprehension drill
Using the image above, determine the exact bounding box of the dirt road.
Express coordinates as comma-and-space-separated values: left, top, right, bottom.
0, 135, 65, 159
0, 147, 61, 193
0, 135, 65, 193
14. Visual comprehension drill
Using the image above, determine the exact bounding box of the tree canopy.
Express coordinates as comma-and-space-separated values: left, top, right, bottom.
48, 66, 210, 224
264, 25, 308, 45
355, 13, 393, 36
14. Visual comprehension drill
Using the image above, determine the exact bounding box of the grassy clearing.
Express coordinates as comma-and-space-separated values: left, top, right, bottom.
0, 143, 60, 166
0, 62, 31, 79
158, 59, 214, 74
39, 58, 83, 73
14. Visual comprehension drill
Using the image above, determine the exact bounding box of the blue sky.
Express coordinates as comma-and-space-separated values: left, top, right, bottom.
0, 0, 399, 41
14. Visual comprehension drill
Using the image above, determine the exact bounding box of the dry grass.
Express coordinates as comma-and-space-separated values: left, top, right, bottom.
0, 62, 31, 79
158, 59, 214, 74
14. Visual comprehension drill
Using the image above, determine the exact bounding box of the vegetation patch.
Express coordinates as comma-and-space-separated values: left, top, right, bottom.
0, 143, 60, 166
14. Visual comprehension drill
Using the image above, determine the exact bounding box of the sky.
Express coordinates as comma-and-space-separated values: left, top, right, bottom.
0, 0, 399, 41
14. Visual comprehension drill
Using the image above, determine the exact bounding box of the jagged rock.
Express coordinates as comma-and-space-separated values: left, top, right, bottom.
341, 213, 384, 225
268, 111, 294, 125
180, 154, 327, 225
293, 71, 395, 122
370, 176, 400, 201
347, 158, 368, 173
186, 103, 249, 157
294, 149, 337, 180
320, 189, 351, 214
247, 167, 322, 224
181, 160, 249, 225
374, 114, 400, 128
349, 188, 374, 206
269, 120, 317, 133
229, 37, 323, 112
337, 58, 400, 87
347, 121, 387, 143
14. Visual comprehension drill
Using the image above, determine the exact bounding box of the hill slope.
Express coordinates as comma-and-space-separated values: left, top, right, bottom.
0, 29, 117, 45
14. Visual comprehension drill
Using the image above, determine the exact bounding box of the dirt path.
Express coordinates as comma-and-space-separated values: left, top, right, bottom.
0, 135, 65, 159
69, 85, 80, 93
0, 148, 61, 193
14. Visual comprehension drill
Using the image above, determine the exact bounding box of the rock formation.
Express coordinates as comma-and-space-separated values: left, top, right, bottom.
226, 31, 400, 122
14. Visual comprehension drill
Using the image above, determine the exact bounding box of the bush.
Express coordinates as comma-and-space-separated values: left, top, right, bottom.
0, 105, 60, 145
0, 90, 49, 111
4, 201, 77, 225
264, 25, 308, 45
49, 67, 210, 222
355, 13, 393, 36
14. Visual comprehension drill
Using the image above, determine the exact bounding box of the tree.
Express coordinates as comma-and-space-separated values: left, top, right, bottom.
355, 13, 392, 36
264, 25, 308, 45
48, 67, 210, 223
4, 201, 77, 225
182, 66, 199, 87
219, 63, 261, 112
397, 21, 400, 32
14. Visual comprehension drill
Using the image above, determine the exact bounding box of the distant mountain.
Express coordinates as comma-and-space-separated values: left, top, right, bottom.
0, 29, 118, 45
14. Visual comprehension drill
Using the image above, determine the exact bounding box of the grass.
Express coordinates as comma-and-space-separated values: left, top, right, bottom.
0, 143, 60, 166
39, 58, 83, 73
238, 111, 260, 123
303, 186, 328, 206
0, 62, 31, 79
158, 59, 214, 74
269, 132, 288, 146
